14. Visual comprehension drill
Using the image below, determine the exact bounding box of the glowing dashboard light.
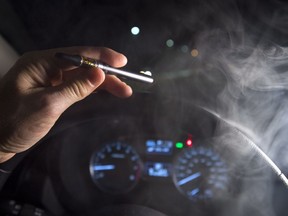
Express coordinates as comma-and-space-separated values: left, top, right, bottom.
166, 39, 174, 47
191, 49, 199, 57
186, 139, 193, 147
176, 142, 184, 149
131, 26, 140, 35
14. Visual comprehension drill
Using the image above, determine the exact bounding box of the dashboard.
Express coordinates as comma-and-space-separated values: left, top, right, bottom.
88, 136, 230, 200
0, 92, 288, 216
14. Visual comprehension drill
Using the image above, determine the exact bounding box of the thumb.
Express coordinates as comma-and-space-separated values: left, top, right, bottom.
49, 67, 105, 109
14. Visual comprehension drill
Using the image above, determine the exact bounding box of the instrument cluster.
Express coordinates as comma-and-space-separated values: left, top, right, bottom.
89, 137, 231, 202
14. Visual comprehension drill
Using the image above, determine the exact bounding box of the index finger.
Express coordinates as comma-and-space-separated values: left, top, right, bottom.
17, 46, 128, 82
52, 46, 128, 68
19, 46, 126, 73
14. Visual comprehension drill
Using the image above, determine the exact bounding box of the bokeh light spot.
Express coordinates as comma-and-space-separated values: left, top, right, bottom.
181, 45, 189, 53
191, 49, 199, 57
166, 39, 174, 47
131, 26, 140, 35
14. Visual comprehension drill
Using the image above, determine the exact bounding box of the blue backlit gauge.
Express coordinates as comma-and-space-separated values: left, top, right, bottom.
90, 142, 142, 194
173, 146, 230, 201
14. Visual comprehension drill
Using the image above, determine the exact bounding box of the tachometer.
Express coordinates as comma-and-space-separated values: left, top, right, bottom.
90, 141, 142, 194
173, 146, 229, 201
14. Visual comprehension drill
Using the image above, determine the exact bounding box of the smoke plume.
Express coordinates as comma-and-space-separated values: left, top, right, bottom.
156, 0, 288, 215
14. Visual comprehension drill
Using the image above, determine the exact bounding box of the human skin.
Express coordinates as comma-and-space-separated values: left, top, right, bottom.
0, 46, 132, 163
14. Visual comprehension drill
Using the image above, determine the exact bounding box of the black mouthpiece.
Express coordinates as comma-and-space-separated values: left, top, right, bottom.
55, 53, 82, 66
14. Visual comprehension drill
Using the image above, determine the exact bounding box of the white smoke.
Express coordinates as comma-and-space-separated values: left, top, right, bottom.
186, 1, 288, 215
156, 0, 288, 215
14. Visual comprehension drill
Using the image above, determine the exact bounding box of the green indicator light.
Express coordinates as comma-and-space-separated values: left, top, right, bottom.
176, 142, 184, 149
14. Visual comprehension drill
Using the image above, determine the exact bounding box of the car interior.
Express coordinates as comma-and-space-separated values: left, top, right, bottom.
1, 0, 288, 216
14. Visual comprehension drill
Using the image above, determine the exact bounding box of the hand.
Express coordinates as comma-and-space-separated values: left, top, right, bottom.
0, 47, 132, 162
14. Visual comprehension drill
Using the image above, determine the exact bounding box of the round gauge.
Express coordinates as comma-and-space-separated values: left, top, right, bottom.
90, 141, 142, 194
173, 146, 229, 201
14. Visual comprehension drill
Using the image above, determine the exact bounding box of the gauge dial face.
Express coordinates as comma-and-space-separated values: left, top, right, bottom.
90, 141, 142, 194
173, 146, 229, 201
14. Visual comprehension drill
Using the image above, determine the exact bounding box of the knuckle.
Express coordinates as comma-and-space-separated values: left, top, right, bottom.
69, 81, 91, 99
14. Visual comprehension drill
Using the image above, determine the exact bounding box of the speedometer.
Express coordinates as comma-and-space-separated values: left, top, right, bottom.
90, 141, 142, 194
173, 146, 230, 201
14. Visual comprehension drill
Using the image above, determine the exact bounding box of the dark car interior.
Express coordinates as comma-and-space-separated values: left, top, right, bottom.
1, 0, 288, 215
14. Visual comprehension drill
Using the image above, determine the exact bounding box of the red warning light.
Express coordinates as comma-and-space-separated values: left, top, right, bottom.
186, 135, 193, 147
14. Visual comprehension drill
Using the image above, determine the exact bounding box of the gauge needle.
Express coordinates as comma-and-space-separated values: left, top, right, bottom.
94, 165, 116, 171
178, 172, 201, 186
